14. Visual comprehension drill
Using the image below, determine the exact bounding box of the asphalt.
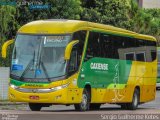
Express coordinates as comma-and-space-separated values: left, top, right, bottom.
0, 91, 160, 120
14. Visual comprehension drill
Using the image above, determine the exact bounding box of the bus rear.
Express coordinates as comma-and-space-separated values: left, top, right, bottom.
157, 47, 160, 89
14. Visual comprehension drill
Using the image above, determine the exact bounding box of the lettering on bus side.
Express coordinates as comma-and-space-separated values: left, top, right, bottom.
90, 62, 108, 71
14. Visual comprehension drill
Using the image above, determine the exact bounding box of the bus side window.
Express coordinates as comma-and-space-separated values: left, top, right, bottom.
85, 32, 100, 61
145, 40, 157, 62
136, 52, 146, 62
72, 30, 86, 67
68, 31, 86, 75
125, 53, 135, 61
68, 48, 78, 75
100, 33, 113, 58
151, 50, 156, 61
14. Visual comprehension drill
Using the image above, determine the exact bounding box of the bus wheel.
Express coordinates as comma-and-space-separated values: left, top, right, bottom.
29, 103, 42, 111
74, 88, 90, 111
127, 88, 140, 110
90, 103, 101, 110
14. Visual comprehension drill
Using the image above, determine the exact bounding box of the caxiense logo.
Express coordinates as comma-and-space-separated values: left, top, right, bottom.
90, 62, 108, 71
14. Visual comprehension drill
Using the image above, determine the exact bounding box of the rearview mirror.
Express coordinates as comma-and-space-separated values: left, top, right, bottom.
64, 40, 79, 60
2, 39, 14, 58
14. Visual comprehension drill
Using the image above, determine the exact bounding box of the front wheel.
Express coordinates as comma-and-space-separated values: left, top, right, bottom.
74, 88, 90, 111
29, 103, 42, 111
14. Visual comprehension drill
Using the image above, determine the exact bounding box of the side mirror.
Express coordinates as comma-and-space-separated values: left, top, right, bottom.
64, 40, 79, 60
2, 39, 14, 58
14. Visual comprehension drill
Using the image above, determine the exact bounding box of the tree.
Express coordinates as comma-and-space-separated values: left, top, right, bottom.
128, 1, 160, 44
144, 9, 160, 45
128, 0, 153, 34
0, 5, 17, 66
48, 0, 82, 19
16, 0, 82, 26
81, 0, 131, 28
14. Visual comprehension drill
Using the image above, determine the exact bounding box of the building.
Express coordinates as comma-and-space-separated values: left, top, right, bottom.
137, 0, 160, 8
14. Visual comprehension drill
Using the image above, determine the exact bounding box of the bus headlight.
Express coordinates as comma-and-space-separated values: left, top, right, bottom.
10, 84, 19, 89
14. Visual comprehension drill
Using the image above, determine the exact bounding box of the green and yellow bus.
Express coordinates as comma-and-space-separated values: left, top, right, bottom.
2, 20, 157, 111
157, 47, 160, 89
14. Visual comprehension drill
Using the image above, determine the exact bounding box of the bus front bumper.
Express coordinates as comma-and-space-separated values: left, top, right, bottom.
9, 86, 68, 104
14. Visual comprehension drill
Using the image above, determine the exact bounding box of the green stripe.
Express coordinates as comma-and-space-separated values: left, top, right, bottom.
10, 79, 49, 87
107, 84, 126, 89
10, 79, 24, 86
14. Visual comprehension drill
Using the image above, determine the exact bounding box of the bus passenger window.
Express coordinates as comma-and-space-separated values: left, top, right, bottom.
125, 53, 135, 60
85, 48, 94, 60
151, 50, 156, 61
100, 33, 113, 58
68, 50, 78, 75
136, 52, 146, 62
85, 32, 100, 61
72, 30, 86, 67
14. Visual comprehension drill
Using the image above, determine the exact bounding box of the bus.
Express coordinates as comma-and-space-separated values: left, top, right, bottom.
2, 20, 157, 111
157, 47, 160, 89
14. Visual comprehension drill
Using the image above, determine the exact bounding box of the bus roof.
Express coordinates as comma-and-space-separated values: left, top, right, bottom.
18, 19, 156, 41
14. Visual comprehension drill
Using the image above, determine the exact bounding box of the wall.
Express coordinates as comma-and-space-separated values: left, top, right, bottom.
0, 67, 10, 100
139, 0, 160, 8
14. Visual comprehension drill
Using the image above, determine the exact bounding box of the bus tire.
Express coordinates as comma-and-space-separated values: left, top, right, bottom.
29, 103, 42, 111
127, 88, 139, 110
90, 103, 101, 110
74, 88, 90, 111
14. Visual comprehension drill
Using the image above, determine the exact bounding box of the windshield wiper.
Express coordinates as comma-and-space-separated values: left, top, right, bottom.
40, 61, 51, 82
36, 38, 51, 82
20, 51, 36, 80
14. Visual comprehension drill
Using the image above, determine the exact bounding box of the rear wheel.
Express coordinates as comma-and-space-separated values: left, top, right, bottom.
127, 88, 140, 110
74, 88, 90, 111
29, 103, 42, 111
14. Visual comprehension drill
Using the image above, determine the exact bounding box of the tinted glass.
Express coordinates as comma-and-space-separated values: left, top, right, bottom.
126, 53, 135, 60
11, 34, 71, 81
68, 31, 87, 74
136, 53, 145, 61
85, 31, 156, 62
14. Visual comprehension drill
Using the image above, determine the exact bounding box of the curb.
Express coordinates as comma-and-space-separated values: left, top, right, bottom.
0, 102, 27, 105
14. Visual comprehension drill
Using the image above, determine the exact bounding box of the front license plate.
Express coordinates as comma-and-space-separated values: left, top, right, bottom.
29, 96, 39, 100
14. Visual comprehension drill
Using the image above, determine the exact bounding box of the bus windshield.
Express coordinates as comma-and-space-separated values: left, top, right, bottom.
11, 34, 71, 82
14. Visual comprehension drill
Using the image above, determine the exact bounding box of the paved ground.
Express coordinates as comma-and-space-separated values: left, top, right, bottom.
0, 90, 160, 120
